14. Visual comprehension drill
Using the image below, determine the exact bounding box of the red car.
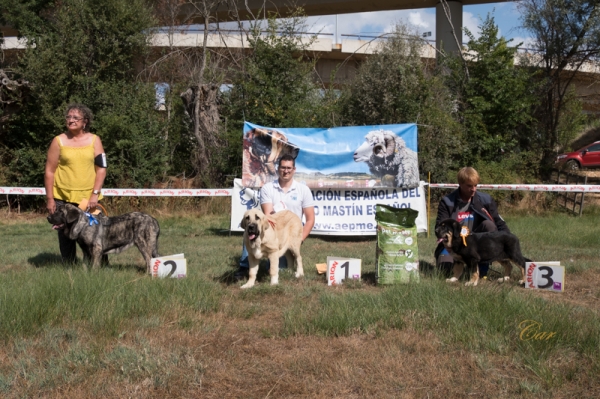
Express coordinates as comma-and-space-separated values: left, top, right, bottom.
556, 141, 600, 171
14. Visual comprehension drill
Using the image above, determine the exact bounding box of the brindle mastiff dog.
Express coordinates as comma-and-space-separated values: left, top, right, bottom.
48, 204, 160, 272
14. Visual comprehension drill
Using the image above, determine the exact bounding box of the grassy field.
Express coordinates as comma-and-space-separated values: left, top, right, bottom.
0, 202, 599, 398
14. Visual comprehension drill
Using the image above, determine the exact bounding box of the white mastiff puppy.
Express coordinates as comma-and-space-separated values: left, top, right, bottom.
240, 208, 304, 289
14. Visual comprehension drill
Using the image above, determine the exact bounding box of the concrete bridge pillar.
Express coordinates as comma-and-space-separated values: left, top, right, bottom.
436, 0, 463, 54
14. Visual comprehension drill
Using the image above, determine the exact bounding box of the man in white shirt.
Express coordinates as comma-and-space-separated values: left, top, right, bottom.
236, 154, 315, 280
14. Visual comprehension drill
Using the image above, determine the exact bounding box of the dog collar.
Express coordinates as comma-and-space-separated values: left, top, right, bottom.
460, 226, 470, 246
84, 212, 99, 226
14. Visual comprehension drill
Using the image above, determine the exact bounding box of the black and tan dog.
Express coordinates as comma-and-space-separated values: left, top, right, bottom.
435, 218, 528, 286
47, 204, 160, 272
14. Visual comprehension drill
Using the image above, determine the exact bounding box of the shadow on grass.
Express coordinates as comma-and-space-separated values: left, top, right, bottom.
362, 271, 377, 285
28, 252, 64, 268
206, 227, 240, 237
215, 256, 290, 286
28, 252, 145, 273
102, 262, 146, 273
419, 260, 438, 277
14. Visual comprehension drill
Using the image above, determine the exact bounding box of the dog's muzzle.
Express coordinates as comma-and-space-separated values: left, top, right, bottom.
434, 226, 451, 245
246, 223, 260, 241
436, 234, 451, 245
47, 214, 64, 230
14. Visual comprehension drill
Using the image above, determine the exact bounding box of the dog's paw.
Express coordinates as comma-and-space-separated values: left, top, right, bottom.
270, 276, 279, 285
497, 276, 511, 283
465, 281, 478, 287
518, 279, 526, 286
240, 282, 254, 289
446, 277, 459, 283
295, 270, 304, 278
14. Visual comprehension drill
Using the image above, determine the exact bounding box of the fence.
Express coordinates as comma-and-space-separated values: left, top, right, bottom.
553, 170, 600, 216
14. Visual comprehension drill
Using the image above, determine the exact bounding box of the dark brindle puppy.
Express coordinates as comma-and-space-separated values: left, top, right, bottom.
435, 218, 529, 286
47, 204, 160, 272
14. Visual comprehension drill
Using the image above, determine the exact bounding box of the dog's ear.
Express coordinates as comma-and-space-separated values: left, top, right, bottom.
262, 215, 271, 231
452, 220, 461, 237
66, 206, 86, 238
241, 214, 248, 229
66, 205, 81, 224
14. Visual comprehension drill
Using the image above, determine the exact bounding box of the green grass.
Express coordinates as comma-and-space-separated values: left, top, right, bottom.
1, 211, 598, 340
0, 209, 599, 396
0, 269, 224, 337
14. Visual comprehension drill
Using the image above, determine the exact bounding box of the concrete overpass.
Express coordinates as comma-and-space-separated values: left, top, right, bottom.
178, 0, 508, 54
1, 0, 508, 54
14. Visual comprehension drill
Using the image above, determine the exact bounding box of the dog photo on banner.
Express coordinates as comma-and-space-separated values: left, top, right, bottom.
241, 122, 420, 189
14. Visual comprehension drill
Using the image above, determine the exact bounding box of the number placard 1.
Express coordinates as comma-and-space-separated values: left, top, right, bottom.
326, 257, 361, 286
151, 254, 187, 278
525, 262, 564, 292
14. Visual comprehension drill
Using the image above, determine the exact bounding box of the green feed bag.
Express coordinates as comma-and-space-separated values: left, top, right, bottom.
375, 204, 420, 284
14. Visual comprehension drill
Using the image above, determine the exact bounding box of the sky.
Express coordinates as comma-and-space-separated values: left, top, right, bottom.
302, 1, 533, 48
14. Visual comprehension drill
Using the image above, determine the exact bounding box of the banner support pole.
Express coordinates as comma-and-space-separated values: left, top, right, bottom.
427, 172, 431, 238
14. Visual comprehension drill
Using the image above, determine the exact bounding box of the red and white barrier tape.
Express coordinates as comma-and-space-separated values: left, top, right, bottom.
0, 187, 233, 196
429, 183, 600, 192
1, 184, 599, 196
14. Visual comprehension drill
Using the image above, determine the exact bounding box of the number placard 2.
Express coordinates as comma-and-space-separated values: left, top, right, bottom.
326, 257, 361, 286
525, 262, 564, 292
151, 254, 187, 278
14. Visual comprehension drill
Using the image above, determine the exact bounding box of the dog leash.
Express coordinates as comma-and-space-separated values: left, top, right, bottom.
82, 202, 109, 227
78, 198, 109, 217
95, 203, 109, 216
84, 212, 99, 226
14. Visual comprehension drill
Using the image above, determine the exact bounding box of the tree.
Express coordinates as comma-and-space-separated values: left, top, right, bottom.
220, 10, 328, 178
149, 0, 262, 186
518, 0, 600, 167
339, 24, 465, 183
443, 14, 537, 163
162, 0, 231, 184
0, 0, 171, 188
225, 11, 321, 128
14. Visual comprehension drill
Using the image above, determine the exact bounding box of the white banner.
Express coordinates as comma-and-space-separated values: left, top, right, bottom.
230, 179, 262, 231
230, 179, 427, 235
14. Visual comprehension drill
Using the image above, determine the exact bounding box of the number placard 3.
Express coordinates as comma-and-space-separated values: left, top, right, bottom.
525, 262, 564, 292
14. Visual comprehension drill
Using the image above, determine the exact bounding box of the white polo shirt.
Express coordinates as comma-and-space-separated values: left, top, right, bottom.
260, 179, 315, 220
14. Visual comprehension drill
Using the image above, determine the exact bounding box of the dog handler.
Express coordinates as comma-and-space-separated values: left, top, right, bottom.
235, 154, 315, 280
434, 167, 510, 278
45, 103, 107, 263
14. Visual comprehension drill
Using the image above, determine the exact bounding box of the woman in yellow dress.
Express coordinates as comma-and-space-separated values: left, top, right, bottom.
45, 104, 107, 263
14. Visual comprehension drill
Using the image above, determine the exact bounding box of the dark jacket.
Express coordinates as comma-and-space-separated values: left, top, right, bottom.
435, 189, 510, 233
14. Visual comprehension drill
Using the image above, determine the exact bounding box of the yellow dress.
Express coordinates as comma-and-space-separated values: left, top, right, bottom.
53, 134, 103, 203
